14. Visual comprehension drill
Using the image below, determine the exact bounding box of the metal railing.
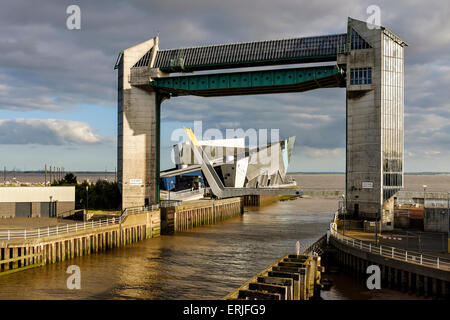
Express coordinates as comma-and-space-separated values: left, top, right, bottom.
0, 204, 160, 241
0, 217, 121, 240
159, 200, 183, 208
302, 235, 326, 255
119, 204, 159, 219
330, 225, 450, 270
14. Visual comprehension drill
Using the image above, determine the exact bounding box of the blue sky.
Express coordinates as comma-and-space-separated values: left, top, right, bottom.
1, 0, 449, 172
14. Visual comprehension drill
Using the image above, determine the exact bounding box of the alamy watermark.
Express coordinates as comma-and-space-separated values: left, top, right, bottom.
66, 265, 81, 289
66, 5, 81, 30
366, 265, 381, 290
170, 121, 282, 172
366, 5, 381, 30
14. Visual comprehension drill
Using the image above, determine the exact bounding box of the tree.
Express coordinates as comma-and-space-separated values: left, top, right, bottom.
52, 172, 121, 210
74, 179, 121, 210
62, 173, 77, 184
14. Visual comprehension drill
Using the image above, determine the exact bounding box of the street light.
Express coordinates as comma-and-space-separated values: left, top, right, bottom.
375, 206, 381, 244
423, 185, 427, 208
49, 196, 53, 217
85, 185, 89, 213
168, 180, 174, 201
341, 194, 346, 236
447, 192, 449, 253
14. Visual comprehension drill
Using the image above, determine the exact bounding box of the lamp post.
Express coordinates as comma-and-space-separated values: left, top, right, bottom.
447, 192, 449, 252
168, 180, 174, 201
423, 185, 427, 208
341, 194, 346, 236
49, 196, 53, 217
375, 207, 381, 244
85, 185, 89, 213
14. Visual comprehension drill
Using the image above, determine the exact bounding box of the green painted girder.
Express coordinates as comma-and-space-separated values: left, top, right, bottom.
149, 65, 345, 97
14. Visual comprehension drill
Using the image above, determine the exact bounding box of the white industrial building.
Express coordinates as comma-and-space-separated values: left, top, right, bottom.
0, 187, 75, 218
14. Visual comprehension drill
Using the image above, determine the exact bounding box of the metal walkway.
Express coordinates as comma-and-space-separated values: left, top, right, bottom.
150, 34, 347, 72
150, 65, 345, 97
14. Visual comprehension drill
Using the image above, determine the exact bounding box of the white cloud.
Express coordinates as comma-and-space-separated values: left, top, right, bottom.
0, 119, 106, 145
0, 0, 449, 170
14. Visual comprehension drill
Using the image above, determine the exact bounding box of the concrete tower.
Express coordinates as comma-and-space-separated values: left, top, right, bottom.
116, 37, 166, 209
339, 18, 407, 230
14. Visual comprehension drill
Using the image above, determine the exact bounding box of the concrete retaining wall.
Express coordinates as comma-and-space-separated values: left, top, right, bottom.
424, 208, 449, 233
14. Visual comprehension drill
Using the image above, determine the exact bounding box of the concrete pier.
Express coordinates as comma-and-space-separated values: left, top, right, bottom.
224, 253, 323, 300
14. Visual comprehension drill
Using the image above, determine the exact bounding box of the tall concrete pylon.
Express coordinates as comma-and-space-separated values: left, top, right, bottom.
116, 37, 167, 209
339, 18, 407, 230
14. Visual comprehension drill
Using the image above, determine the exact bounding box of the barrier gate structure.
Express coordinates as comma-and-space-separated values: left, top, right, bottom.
115, 17, 407, 230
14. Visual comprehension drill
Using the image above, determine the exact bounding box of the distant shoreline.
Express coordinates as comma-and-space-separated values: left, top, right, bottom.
3, 171, 450, 175
288, 172, 450, 175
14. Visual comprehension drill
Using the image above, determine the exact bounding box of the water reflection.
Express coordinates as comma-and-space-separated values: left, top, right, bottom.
0, 198, 420, 300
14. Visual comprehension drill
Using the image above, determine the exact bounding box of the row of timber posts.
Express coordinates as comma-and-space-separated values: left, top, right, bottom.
332, 244, 449, 299
0, 211, 160, 274
163, 197, 243, 233
243, 195, 260, 206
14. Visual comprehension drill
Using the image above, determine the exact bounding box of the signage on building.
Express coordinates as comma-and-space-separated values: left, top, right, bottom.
129, 179, 143, 186
362, 181, 374, 189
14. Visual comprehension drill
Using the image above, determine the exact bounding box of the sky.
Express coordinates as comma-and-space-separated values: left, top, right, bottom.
0, 0, 449, 173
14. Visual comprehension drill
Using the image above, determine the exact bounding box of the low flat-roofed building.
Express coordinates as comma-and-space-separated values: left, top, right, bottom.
0, 186, 75, 218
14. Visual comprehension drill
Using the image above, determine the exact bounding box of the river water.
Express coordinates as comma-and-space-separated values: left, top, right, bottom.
0, 198, 421, 300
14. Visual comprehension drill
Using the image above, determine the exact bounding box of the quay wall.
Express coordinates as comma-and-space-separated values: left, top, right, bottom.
243, 194, 299, 206
161, 197, 243, 233
328, 236, 450, 299
0, 210, 160, 275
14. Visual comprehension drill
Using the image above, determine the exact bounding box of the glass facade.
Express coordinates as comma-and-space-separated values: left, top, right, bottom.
381, 34, 404, 201
350, 28, 372, 50
350, 67, 372, 84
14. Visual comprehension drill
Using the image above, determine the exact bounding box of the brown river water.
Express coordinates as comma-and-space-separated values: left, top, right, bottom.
0, 198, 422, 300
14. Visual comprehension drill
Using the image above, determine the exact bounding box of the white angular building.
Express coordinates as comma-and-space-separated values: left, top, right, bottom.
172, 136, 296, 189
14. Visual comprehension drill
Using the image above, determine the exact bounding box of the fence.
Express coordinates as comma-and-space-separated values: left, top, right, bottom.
121, 204, 159, 216
0, 204, 160, 241
330, 225, 450, 271
0, 217, 121, 240
164, 188, 204, 201
302, 235, 326, 255
159, 200, 182, 208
